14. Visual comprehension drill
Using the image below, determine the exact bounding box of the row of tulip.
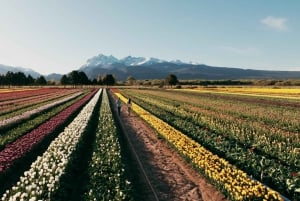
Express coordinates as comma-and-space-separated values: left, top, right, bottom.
140, 93, 297, 166
0, 89, 96, 173
0, 91, 56, 109
121, 90, 298, 199
186, 87, 300, 97
0, 88, 76, 108
115, 92, 285, 201
0, 88, 66, 102
0, 89, 80, 118
0, 91, 88, 151
0, 89, 101, 201
0, 91, 83, 128
124, 90, 298, 167
125, 89, 299, 133
0, 88, 35, 94
178, 92, 300, 134
84, 89, 132, 200
126, 89, 299, 165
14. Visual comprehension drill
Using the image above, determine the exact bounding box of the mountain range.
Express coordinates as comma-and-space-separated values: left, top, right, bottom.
1, 54, 300, 81
79, 54, 300, 81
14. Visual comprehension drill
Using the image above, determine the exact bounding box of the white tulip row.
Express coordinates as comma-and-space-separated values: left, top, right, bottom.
0, 91, 83, 128
1, 89, 102, 201
84, 89, 131, 201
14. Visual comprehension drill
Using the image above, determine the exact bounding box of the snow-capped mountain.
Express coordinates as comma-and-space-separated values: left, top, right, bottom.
139, 57, 166, 65
81, 54, 174, 69
84, 54, 119, 67
120, 56, 146, 66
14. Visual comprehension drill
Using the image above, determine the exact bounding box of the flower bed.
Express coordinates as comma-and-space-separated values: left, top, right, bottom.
0, 92, 87, 151
84, 89, 131, 200
0, 88, 61, 102
115, 92, 285, 201
1, 89, 101, 200
0, 89, 80, 118
0, 90, 96, 173
0, 91, 83, 128
120, 88, 299, 200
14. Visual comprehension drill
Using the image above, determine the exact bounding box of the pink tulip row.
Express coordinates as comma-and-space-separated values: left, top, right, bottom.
0, 89, 97, 173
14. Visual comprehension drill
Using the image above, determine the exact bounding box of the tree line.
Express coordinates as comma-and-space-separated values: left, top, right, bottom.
60, 71, 116, 86
0, 71, 47, 86
0, 71, 118, 86
0, 70, 180, 87
60, 71, 178, 87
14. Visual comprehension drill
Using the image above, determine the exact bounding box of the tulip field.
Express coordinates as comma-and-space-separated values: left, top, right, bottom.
0, 86, 299, 201
117, 87, 300, 201
0, 88, 132, 200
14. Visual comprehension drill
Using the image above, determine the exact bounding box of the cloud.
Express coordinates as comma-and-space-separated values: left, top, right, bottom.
261, 16, 288, 31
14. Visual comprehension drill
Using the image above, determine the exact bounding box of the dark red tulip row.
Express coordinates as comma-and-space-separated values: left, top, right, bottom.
0, 89, 97, 173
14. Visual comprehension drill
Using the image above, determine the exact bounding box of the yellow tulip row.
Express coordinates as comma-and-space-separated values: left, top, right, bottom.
178, 87, 300, 99
189, 86, 300, 95
115, 92, 284, 201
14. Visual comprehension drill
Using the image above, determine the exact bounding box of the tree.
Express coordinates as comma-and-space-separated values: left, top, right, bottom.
60, 75, 70, 85
14, 72, 27, 85
27, 75, 35, 85
68, 70, 81, 86
165, 74, 178, 87
5, 71, 14, 86
35, 76, 47, 85
0, 74, 4, 85
102, 74, 116, 86
78, 71, 90, 85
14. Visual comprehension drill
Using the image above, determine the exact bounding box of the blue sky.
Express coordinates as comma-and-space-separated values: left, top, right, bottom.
0, 0, 299, 75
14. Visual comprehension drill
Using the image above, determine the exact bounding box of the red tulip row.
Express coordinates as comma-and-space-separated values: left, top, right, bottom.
0, 89, 97, 173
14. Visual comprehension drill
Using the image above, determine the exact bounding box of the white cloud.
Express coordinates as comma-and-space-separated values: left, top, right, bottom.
261, 16, 288, 31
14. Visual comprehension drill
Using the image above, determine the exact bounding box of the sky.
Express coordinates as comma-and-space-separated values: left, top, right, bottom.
0, 0, 299, 75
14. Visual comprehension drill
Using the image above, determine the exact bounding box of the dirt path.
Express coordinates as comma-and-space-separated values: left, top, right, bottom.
112, 94, 227, 201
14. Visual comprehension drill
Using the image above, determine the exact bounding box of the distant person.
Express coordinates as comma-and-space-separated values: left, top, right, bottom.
116, 97, 122, 116
127, 98, 132, 116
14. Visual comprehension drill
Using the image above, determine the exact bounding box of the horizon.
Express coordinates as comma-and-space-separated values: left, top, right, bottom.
0, 0, 300, 74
